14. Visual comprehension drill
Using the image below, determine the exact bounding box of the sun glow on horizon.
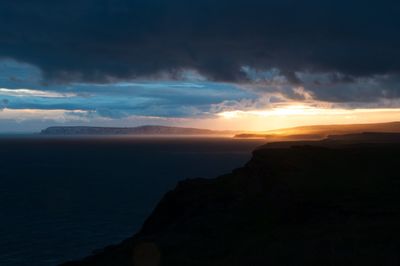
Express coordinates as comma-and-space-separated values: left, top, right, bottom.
218, 105, 400, 119
212, 105, 400, 131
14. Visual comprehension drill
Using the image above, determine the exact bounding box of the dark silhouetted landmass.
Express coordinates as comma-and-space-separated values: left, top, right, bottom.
40, 126, 236, 136
235, 133, 325, 141
235, 121, 400, 140
62, 132, 400, 266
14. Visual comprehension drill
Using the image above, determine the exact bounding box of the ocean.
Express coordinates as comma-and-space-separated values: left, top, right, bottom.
0, 136, 266, 266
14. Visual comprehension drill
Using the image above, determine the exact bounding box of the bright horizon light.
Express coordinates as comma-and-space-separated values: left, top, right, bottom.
210, 104, 400, 131
1, 104, 400, 133
218, 105, 400, 119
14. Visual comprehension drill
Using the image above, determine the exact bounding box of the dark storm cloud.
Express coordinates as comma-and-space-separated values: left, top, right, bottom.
1, 0, 400, 83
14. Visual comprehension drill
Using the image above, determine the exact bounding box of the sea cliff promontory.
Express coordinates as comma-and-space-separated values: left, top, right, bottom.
63, 133, 400, 265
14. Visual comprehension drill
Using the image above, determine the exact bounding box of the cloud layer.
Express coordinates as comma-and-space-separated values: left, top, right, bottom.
1, 0, 400, 83
1, 0, 400, 132
0, 61, 257, 118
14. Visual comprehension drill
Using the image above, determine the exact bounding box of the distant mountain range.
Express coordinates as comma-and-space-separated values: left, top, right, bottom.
40, 126, 237, 136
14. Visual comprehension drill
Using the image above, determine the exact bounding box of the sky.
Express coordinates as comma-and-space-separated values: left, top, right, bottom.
1, 0, 400, 132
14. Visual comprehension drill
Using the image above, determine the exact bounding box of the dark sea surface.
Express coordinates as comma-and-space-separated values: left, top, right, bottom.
0, 136, 266, 266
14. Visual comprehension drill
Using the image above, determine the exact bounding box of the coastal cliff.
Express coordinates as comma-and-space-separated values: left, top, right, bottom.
40, 126, 235, 136
62, 133, 400, 265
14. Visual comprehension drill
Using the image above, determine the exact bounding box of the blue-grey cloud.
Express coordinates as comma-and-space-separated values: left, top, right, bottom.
1, 0, 400, 83
2, 1, 400, 107
0, 78, 257, 118
240, 68, 400, 104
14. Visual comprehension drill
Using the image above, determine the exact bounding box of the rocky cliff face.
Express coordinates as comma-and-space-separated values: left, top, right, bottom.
62, 134, 400, 266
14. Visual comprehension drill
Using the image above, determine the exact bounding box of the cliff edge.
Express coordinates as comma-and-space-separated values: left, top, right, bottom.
62, 133, 400, 266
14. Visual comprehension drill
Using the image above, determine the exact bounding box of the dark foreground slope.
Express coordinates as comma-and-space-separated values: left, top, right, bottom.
63, 133, 400, 266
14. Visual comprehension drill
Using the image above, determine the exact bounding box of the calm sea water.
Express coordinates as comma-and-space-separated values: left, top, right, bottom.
0, 136, 266, 266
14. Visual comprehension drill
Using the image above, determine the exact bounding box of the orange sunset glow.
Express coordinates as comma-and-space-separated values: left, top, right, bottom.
186, 105, 400, 132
